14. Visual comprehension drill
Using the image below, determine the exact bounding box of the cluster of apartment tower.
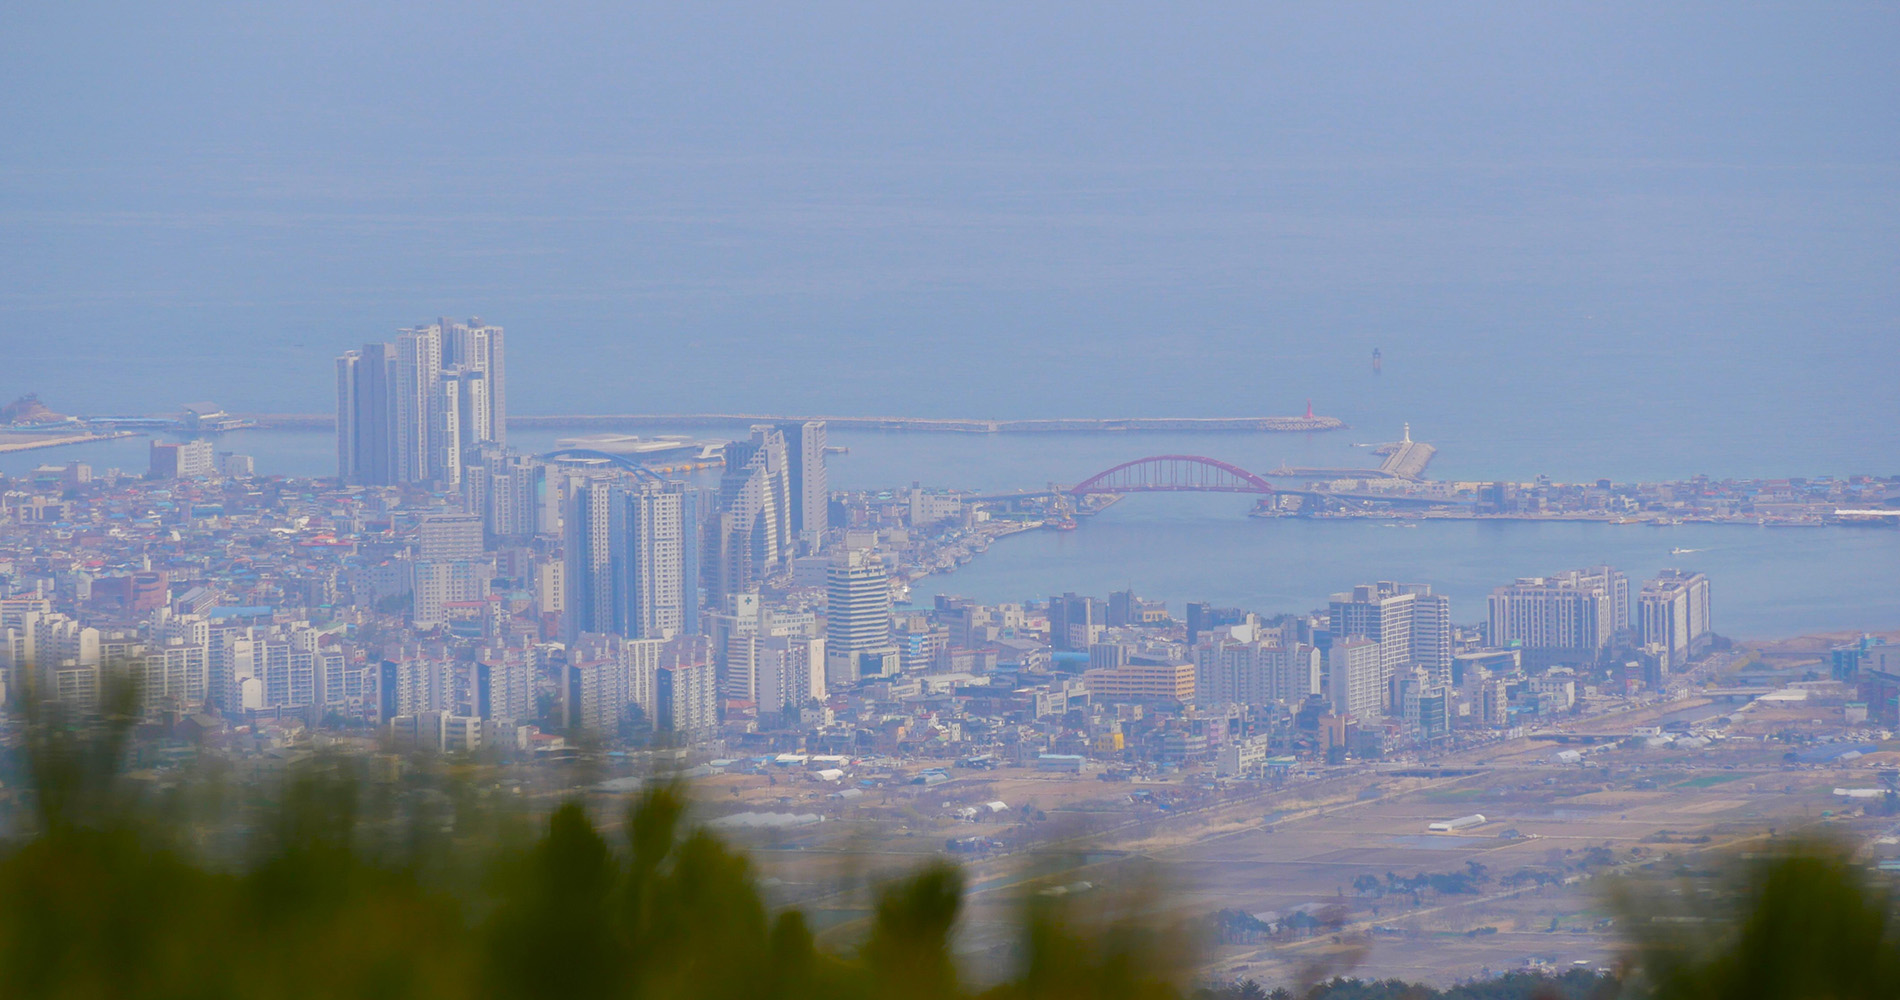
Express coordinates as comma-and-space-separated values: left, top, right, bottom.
1055, 564, 1712, 742
556, 420, 893, 731
335, 318, 508, 487
1488, 566, 1713, 672
1042, 583, 1453, 728
548, 420, 908, 738
330, 323, 908, 739
0, 594, 361, 720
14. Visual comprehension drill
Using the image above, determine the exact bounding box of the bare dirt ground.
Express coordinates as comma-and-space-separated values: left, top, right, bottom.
704, 633, 1900, 986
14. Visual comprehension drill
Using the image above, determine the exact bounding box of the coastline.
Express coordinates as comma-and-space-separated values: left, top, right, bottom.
895, 490, 1900, 638
905, 488, 1892, 592
1261, 508, 1883, 528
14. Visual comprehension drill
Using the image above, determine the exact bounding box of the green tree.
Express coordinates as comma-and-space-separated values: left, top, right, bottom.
1615, 838, 1900, 999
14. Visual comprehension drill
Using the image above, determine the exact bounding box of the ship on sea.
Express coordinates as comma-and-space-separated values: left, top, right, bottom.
1372, 347, 1383, 373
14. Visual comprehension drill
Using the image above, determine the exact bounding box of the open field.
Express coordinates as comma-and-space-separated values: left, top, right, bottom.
700, 746, 1885, 984
571, 633, 1900, 986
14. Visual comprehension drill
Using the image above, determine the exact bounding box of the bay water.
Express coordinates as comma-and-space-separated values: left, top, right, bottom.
7, 426, 1894, 639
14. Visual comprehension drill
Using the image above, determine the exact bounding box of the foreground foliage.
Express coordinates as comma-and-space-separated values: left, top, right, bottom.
1613, 839, 1900, 1000
0, 697, 1197, 1000
1, 703, 1897, 999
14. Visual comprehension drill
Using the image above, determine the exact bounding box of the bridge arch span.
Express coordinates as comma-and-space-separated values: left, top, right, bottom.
1070, 455, 1275, 495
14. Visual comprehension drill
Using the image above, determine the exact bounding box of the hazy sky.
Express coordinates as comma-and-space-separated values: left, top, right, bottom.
3, 3, 1896, 472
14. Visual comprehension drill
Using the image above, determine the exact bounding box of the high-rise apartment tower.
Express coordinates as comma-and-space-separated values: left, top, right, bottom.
336, 317, 505, 485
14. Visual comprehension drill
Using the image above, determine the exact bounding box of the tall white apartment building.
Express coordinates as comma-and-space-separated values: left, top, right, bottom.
129, 641, 210, 711
1487, 569, 1619, 665
441, 318, 506, 446
149, 438, 217, 480
712, 426, 792, 604
378, 654, 454, 723
476, 657, 535, 725
562, 477, 616, 642
336, 343, 396, 484
1327, 637, 1384, 720
1329, 581, 1452, 695
259, 635, 319, 711
463, 451, 552, 540
1578, 565, 1631, 637
756, 634, 827, 717
1638, 569, 1713, 670
413, 560, 483, 630
825, 549, 895, 686
563, 476, 701, 643
565, 634, 663, 734
711, 594, 820, 702
337, 317, 505, 486
711, 592, 764, 701
656, 658, 718, 734
393, 325, 441, 484
1192, 626, 1322, 708
0, 610, 100, 706
614, 481, 699, 640
777, 420, 829, 547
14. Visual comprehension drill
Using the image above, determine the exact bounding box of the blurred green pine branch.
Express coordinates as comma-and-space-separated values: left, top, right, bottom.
0, 678, 1895, 999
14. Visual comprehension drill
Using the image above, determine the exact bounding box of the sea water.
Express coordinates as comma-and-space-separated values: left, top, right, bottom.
8, 427, 1893, 638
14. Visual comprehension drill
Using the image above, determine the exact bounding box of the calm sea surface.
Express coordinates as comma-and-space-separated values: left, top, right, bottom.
7, 427, 1895, 639
5, 4, 1898, 639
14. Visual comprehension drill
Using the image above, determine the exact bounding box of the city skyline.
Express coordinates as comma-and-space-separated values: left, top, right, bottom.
0, 329, 1768, 774
3, 5, 1897, 991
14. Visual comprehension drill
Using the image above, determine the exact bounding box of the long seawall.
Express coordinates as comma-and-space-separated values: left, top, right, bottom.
234, 413, 1347, 434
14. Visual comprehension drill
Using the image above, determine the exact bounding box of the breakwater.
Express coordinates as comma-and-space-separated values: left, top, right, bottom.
235, 413, 1347, 434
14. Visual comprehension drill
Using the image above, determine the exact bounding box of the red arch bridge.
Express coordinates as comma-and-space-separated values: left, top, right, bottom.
969, 455, 1466, 507
1069, 454, 1276, 495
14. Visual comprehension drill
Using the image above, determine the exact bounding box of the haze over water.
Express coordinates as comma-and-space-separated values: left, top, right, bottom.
4, 4, 1896, 635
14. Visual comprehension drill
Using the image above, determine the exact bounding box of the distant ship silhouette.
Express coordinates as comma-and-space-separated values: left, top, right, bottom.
1372, 347, 1383, 373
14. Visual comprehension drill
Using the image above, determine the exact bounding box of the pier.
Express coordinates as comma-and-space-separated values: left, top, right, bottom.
1271, 423, 1435, 481
1377, 430, 1435, 480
